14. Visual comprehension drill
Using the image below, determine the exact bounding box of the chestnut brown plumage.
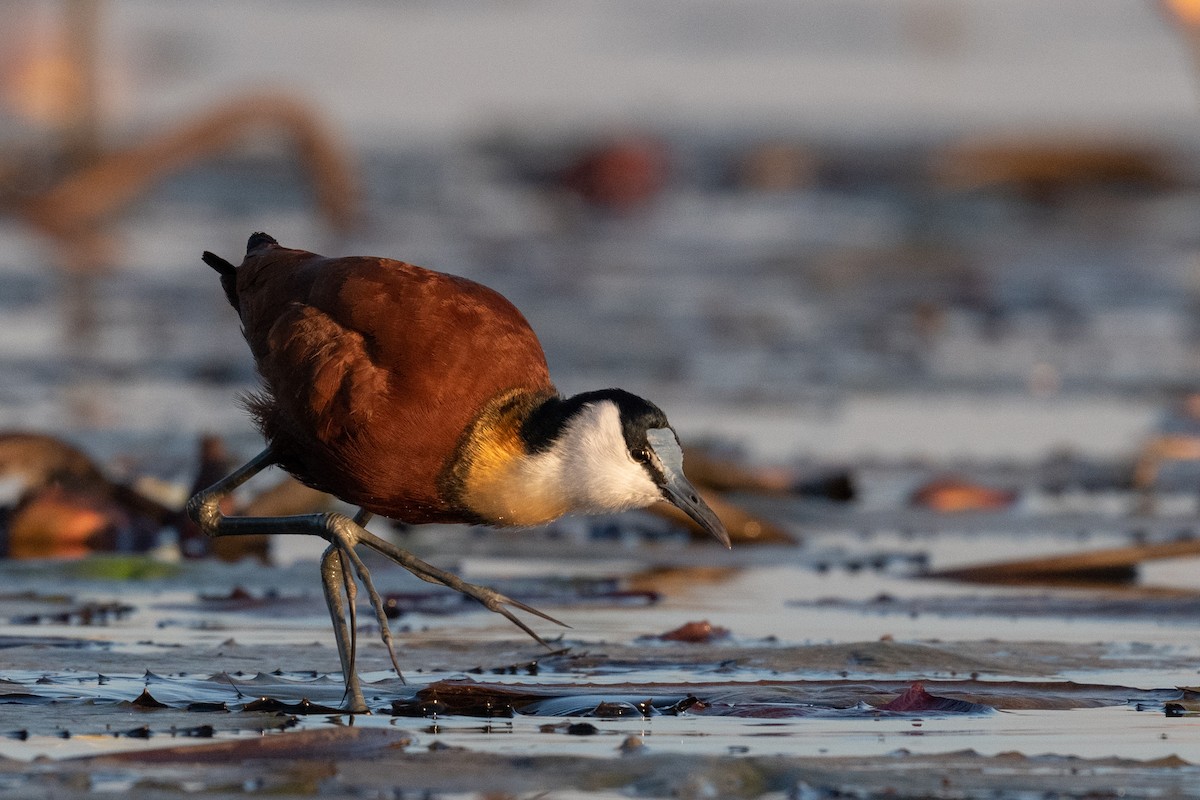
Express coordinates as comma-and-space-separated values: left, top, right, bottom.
229, 236, 554, 522
188, 233, 728, 712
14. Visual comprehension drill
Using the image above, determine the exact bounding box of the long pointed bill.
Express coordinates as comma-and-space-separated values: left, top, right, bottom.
646, 429, 732, 548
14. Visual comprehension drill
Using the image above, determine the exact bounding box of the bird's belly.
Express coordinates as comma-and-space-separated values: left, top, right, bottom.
264, 420, 463, 524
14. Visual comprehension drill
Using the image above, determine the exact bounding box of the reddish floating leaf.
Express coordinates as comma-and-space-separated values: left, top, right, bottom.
910, 477, 1017, 512
657, 620, 731, 643
880, 682, 991, 714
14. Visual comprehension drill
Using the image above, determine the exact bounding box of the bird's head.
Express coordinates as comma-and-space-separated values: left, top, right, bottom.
518, 389, 731, 547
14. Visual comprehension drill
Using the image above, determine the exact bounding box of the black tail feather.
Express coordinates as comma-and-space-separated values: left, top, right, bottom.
201, 251, 236, 277
203, 233, 277, 312
201, 251, 239, 310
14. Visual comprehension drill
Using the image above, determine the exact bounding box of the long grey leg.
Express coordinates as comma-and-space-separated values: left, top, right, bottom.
319, 510, 405, 713
320, 545, 367, 712
186, 449, 567, 713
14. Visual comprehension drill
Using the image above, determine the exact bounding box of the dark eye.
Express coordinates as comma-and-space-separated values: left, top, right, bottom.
632, 448, 650, 463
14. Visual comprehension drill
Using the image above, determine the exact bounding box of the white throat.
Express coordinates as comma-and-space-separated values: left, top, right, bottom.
521, 400, 661, 515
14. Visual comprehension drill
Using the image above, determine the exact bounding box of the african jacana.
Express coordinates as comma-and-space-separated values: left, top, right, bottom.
187, 233, 728, 712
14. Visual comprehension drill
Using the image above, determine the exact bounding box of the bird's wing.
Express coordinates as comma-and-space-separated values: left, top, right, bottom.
235, 249, 556, 518
262, 300, 390, 440
310, 256, 554, 408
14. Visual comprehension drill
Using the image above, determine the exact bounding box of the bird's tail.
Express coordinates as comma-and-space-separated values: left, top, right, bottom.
202, 233, 279, 311
201, 250, 239, 310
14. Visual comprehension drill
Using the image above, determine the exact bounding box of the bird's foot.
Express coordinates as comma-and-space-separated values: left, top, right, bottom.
323, 520, 406, 681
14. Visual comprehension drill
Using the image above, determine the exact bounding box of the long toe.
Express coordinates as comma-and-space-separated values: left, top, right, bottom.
356, 528, 567, 648
469, 586, 569, 649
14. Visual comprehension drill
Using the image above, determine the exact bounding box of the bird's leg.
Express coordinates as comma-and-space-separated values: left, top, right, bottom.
317, 508, 406, 712
341, 509, 371, 674
187, 448, 376, 712
325, 509, 373, 690
187, 457, 566, 711
186, 447, 277, 525
335, 509, 405, 679
320, 545, 367, 713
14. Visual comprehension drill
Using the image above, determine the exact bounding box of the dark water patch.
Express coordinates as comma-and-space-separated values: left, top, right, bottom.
184, 701, 228, 713
464, 650, 568, 676
0, 635, 110, 650
523, 695, 704, 718
388, 677, 1175, 720
1160, 688, 1200, 716
0, 699, 300, 740
192, 586, 315, 612
9, 603, 135, 626
136, 586, 327, 619
382, 591, 476, 617
241, 697, 345, 715
180, 723, 216, 737
0, 694, 52, 705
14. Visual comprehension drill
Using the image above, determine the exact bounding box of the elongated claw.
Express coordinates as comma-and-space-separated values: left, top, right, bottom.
488, 593, 569, 628
460, 584, 569, 649
476, 593, 558, 650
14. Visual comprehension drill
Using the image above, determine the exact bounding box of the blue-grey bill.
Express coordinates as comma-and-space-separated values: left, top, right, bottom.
647, 428, 732, 548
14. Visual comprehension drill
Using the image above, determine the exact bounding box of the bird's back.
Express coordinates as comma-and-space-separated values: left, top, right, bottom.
229, 237, 555, 522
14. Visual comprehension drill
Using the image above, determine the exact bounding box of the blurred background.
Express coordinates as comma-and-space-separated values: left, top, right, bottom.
7, 0, 1200, 557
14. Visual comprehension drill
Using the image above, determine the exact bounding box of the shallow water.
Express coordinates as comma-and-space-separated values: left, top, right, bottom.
1, 519, 1200, 788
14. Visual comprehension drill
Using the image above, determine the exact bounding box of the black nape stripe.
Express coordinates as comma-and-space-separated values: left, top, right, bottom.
521, 388, 670, 454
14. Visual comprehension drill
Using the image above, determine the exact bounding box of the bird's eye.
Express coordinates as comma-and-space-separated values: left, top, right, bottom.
632, 448, 650, 463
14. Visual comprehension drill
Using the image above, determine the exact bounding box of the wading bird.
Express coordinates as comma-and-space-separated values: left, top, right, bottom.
188, 233, 729, 712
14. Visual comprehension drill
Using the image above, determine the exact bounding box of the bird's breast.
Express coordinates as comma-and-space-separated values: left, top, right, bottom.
451, 389, 571, 527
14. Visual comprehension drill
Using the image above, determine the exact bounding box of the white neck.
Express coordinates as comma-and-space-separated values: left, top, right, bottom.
517, 400, 662, 516
461, 399, 664, 527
